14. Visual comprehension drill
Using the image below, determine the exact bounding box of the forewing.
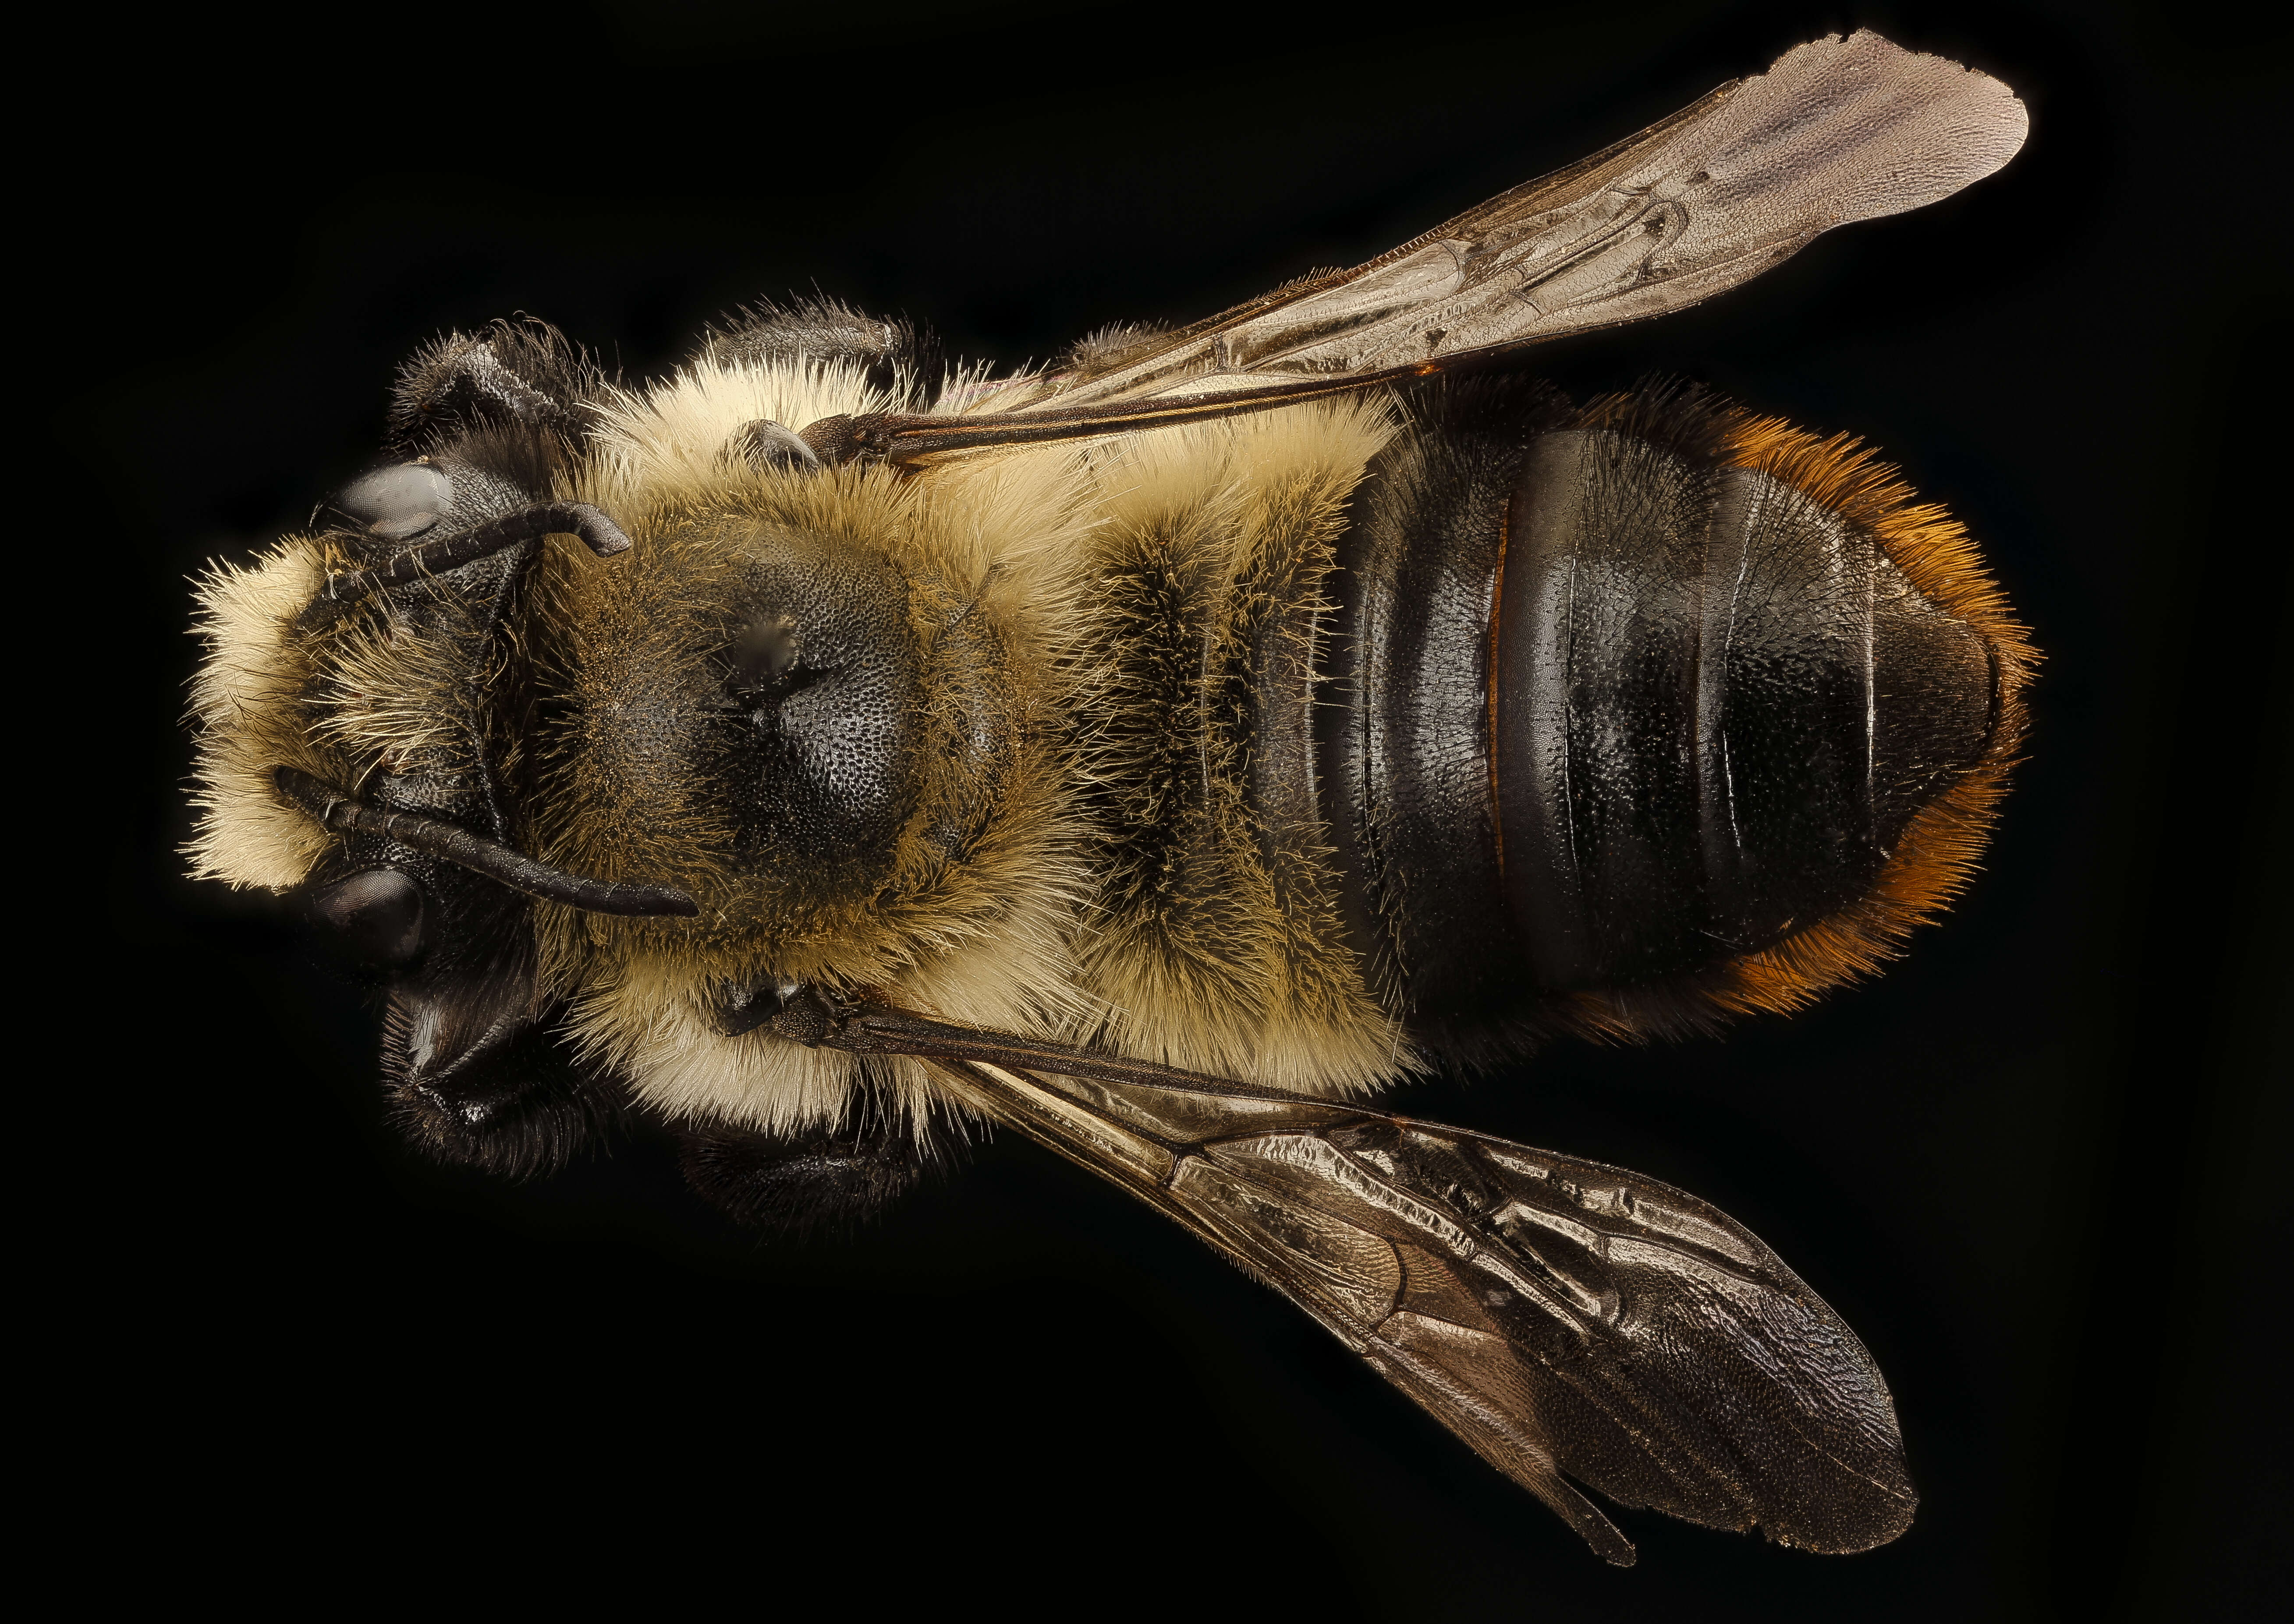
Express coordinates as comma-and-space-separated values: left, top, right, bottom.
1019, 30, 2024, 410
923, 1055, 1914, 1564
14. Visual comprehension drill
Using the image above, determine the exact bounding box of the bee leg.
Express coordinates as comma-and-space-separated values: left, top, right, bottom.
387, 316, 603, 458
705, 297, 947, 411
677, 1108, 964, 1238
383, 985, 616, 1181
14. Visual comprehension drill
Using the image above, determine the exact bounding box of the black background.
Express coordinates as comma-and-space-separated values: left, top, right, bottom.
62, 0, 2283, 1616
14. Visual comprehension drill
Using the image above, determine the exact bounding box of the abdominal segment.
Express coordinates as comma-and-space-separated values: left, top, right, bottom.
1070, 378, 2026, 1071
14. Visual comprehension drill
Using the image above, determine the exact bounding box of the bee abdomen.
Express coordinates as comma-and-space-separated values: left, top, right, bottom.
1499, 425, 1997, 986
1329, 383, 2031, 1052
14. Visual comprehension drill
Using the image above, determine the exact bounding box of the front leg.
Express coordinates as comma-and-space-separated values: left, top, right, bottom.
388, 315, 606, 470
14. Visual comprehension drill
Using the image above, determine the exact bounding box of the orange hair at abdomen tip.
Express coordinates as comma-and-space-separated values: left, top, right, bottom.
1699, 412, 2039, 1020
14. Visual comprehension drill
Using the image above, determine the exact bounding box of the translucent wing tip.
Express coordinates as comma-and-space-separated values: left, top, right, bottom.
1771, 28, 2029, 220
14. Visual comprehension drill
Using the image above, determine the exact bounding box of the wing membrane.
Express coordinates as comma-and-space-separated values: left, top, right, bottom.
1012, 30, 2024, 411
917, 1050, 1915, 1564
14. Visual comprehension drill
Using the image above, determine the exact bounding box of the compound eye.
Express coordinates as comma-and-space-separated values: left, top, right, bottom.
309, 869, 427, 968
325, 461, 453, 543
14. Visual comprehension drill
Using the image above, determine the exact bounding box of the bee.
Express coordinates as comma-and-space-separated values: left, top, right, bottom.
186, 31, 2032, 1566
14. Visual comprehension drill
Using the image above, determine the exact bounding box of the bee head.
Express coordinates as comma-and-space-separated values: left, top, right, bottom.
186, 321, 675, 1174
